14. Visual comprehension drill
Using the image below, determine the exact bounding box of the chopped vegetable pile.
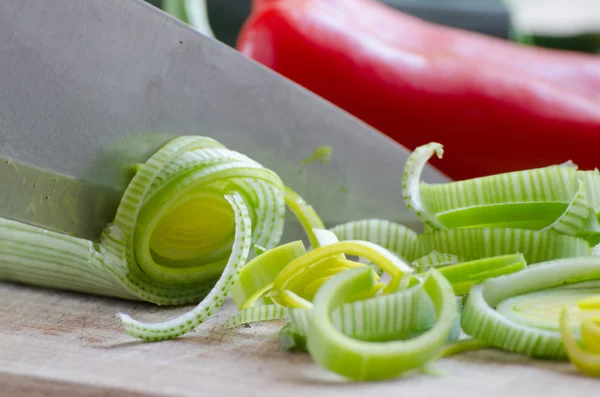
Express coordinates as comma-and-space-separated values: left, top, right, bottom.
1, 138, 600, 381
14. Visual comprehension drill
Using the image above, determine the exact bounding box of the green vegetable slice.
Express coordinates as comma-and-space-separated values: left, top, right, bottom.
434, 253, 527, 296
225, 305, 288, 328
270, 256, 377, 308
402, 142, 445, 230
461, 257, 600, 358
441, 339, 491, 357
579, 295, 600, 309
560, 309, 600, 377
412, 251, 461, 272
329, 219, 419, 262
578, 211, 600, 246
283, 187, 325, 248
496, 288, 600, 331
272, 239, 413, 298
228, 218, 330, 314
305, 267, 457, 381
578, 169, 600, 214
283, 293, 463, 353
279, 323, 308, 352
419, 228, 589, 264
226, 229, 384, 329
580, 308, 600, 356
288, 281, 436, 343
229, 241, 306, 309
404, 143, 590, 235
541, 181, 589, 236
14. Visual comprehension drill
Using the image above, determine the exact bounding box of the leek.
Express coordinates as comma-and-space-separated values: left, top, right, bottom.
403, 142, 590, 234
229, 241, 307, 310
226, 305, 288, 328
225, 228, 413, 319
163, 0, 215, 38
497, 288, 600, 331
282, 187, 325, 248
419, 228, 588, 264
329, 219, 419, 262
433, 253, 527, 296
281, 286, 462, 353
461, 257, 600, 358
560, 309, 600, 377
412, 251, 461, 272
441, 339, 490, 357
0, 136, 315, 341
306, 267, 457, 381
286, 281, 436, 345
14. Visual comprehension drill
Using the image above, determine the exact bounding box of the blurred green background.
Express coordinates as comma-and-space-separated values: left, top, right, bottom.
145, 0, 600, 54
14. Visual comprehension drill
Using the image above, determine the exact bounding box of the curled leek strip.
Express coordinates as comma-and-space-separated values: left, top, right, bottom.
412, 251, 461, 272
229, 241, 307, 310
283, 187, 325, 248
285, 281, 436, 349
580, 299, 600, 356
441, 339, 491, 358
582, 317, 600, 355
541, 181, 589, 236
329, 219, 420, 262
402, 142, 445, 230
579, 295, 600, 309
578, 169, 600, 214
433, 253, 527, 296
306, 267, 457, 381
118, 193, 252, 341
225, 230, 357, 327
461, 257, 600, 358
560, 309, 600, 377
405, 143, 591, 235
227, 204, 327, 315
579, 212, 600, 246
418, 228, 589, 264
577, 171, 600, 244
281, 292, 467, 354
117, 152, 329, 339
272, 239, 413, 298
225, 231, 415, 328
225, 305, 289, 328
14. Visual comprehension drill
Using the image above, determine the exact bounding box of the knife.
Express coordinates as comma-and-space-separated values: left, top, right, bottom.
0, 0, 448, 242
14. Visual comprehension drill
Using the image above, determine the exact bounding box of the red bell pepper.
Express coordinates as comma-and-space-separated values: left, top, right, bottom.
237, 0, 600, 180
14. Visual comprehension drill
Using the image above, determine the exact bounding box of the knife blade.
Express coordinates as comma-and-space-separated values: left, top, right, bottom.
0, 0, 448, 240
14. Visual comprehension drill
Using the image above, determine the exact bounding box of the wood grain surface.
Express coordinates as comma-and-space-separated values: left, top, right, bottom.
0, 281, 598, 396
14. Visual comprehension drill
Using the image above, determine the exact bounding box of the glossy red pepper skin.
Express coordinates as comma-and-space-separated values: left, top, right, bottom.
237, 0, 600, 180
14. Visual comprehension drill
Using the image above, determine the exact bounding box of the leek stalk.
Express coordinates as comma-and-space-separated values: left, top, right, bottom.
0, 136, 308, 341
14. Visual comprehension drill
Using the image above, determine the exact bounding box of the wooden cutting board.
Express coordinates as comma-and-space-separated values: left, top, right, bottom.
0, 281, 598, 397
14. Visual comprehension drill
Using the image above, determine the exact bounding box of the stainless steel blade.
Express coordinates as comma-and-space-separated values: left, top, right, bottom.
0, 0, 449, 240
